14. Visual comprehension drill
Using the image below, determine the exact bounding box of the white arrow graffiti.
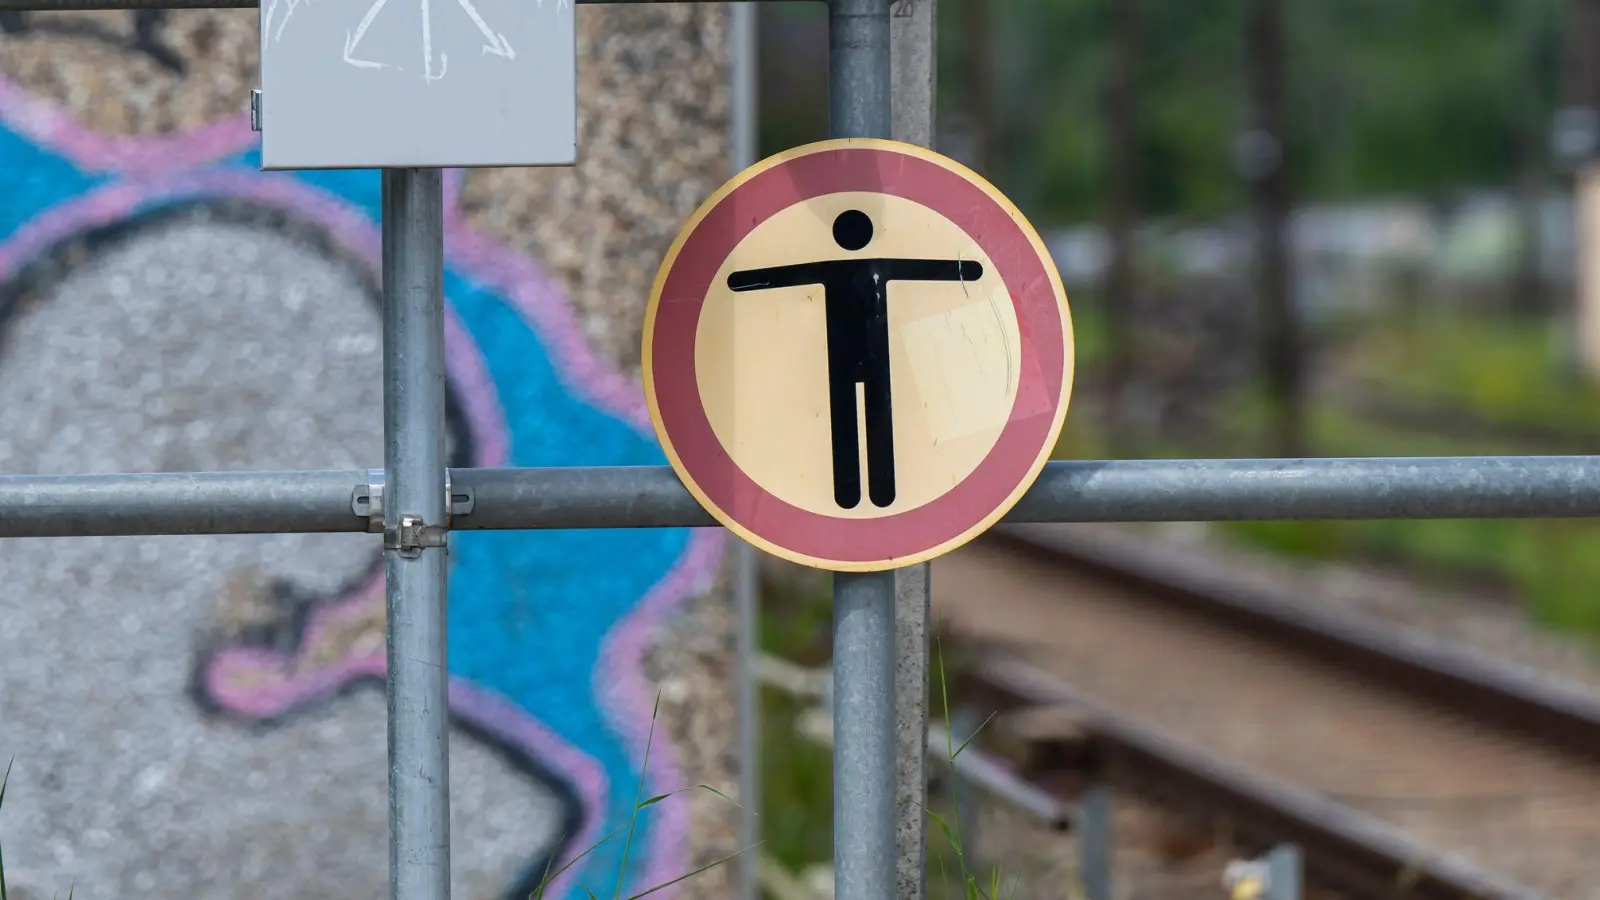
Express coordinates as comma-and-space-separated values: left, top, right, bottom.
294, 0, 538, 81
342, 0, 392, 69
419, 0, 447, 81
455, 0, 514, 59
263, 0, 311, 43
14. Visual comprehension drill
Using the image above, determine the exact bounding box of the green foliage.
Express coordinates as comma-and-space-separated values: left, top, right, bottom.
757, 0, 1564, 223
756, 572, 836, 872
926, 631, 1020, 900
1067, 300, 1109, 371
1217, 515, 1600, 636
2, 758, 11, 900
1344, 314, 1600, 439
757, 573, 1050, 895
948, 0, 1563, 223
1051, 308, 1600, 645
1195, 315, 1600, 643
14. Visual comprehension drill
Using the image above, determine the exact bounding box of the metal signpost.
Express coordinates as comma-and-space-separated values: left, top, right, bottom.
727, 6, 761, 900
381, 165, 452, 900
641, 131, 1073, 896
4, 4, 1600, 900
888, 4, 939, 893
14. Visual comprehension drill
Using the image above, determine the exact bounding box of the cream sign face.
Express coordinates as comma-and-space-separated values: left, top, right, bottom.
644, 139, 1075, 571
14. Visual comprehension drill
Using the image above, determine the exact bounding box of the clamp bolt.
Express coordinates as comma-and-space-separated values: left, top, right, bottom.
385, 513, 448, 560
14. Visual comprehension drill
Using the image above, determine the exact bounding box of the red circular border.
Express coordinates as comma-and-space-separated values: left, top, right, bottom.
651, 146, 1068, 563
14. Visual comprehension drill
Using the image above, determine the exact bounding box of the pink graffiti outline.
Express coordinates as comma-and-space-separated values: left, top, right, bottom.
0, 73, 728, 899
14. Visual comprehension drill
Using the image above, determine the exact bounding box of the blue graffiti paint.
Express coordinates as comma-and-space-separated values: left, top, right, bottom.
0, 123, 699, 898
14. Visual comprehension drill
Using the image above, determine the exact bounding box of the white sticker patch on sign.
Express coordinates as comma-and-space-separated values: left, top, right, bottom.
899, 291, 1020, 445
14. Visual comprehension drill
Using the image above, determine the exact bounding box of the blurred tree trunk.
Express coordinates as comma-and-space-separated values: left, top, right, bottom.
961, 0, 994, 176
1512, 0, 1549, 315
1245, 0, 1305, 458
1565, 0, 1600, 117
1102, 0, 1139, 454
1566, 0, 1600, 378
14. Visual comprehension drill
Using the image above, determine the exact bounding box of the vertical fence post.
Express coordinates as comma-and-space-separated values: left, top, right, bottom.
829, 1, 895, 896
1077, 786, 1113, 900
382, 167, 452, 900
1266, 844, 1303, 900
729, 5, 762, 899
832, 567, 897, 899
891, 3, 938, 896
894, 562, 932, 898
733, 536, 762, 900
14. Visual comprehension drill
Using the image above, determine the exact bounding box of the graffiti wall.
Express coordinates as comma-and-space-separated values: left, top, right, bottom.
0, 7, 735, 899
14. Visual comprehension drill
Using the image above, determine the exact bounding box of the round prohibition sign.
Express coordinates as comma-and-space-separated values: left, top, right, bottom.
643, 138, 1075, 571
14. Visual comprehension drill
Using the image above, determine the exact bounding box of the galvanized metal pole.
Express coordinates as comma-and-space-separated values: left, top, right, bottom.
890, 3, 937, 895
892, 563, 931, 897
831, 569, 897, 898
891, 0, 937, 148
729, 5, 763, 899
382, 167, 452, 900
831, 0, 892, 139
733, 535, 762, 900
828, 2, 895, 898
11, 457, 1600, 537
1077, 785, 1113, 900
1266, 844, 1303, 900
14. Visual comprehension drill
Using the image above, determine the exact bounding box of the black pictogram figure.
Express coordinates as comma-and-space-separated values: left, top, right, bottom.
727, 209, 984, 510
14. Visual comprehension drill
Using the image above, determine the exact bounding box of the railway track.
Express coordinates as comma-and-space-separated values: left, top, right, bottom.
966, 658, 1533, 900
932, 525, 1600, 899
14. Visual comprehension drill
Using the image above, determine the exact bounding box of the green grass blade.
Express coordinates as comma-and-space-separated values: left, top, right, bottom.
612, 691, 662, 900
529, 845, 561, 900
685, 783, 749, 811
528, 825, 628, 899
952, 710, 998, 761
933, 628, 968, 836
635, 783, 746, 812
924, 806, 962, 858
1, 756, 13, 900
621, 841, 761, 900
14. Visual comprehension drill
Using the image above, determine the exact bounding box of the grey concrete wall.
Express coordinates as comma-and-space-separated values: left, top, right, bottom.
0, 7, 738, 899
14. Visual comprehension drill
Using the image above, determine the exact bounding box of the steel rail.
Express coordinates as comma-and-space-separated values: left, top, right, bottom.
991, 523, 1600, 767
967, 658, 1543, 900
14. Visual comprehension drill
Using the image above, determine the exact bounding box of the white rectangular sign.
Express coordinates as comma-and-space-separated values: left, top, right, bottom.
259, 0, 576, 169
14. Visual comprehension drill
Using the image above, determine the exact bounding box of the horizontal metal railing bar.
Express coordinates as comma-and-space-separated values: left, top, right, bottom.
1010, 455, 1600, 521
0, 469, 361, 537
0, 0, 804, 10
448, 464, 717, 530
1, 456, 1598, 538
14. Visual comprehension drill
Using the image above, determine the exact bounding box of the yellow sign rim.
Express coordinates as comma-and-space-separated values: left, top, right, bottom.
641, 137, 1076, 572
